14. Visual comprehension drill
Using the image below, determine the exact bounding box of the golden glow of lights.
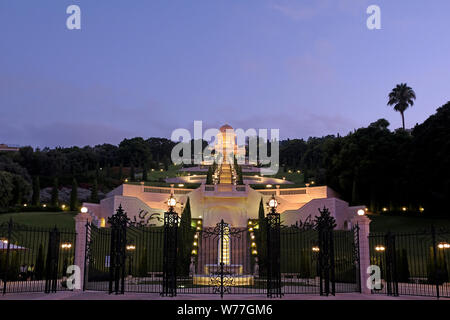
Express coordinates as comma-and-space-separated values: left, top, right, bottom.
43, 204, 47, 208
1, 239, 8, 244
438, 242, 450, 249
61, 204, 66, 210
23, 204, 27, 207
192, 249, 197, 255
251, 234, 255, 240
382, 207, 388, 212
312, 246, 320, 252
402, 207, 407, 212
193, 242, 198, 246
196, 226, 201, 231
178, 184, 184, 187
81, 207, 88, 214
197, 220, 202, 225
160, 169, 164, 172
375, 245, 386, 252
419, 207, 425, 213
252, 250, 258, 255
194, 234, 198, 239
266, 184, 273, 188
124, 179, 128, 182
297, 170, 301, 173
248, 220, 252, 225
100, 218, 106, 228
61, 243, 72, 249
357, 209, 365, 216
251, 242, 256, 247
249, 227, 253, 232
126, 245, 136, 251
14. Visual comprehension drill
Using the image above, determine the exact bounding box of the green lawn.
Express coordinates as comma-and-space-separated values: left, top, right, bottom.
0, 211, 77, 229
368, 214, 450, 233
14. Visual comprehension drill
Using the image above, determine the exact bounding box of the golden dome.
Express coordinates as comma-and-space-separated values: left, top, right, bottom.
219, 124, 233, 132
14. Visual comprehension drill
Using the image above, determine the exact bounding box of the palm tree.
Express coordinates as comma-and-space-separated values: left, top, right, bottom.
387, 83, 416, 130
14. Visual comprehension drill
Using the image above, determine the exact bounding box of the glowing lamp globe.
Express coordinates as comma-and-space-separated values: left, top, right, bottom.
268, 196, 278, 209
81, 207, 88, 214
167, 196, 177, 208
357, 209, 365, 216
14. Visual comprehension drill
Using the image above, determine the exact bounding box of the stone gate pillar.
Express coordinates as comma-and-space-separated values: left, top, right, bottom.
74, 212, 92, 290
351, 215, 371, 294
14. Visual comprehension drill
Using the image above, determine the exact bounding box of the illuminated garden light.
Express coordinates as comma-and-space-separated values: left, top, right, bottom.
375, 245, 386, 252
438, 242, 450, 249
61, 243, 72, 249
312, 246, 320, 252
357, 209, 365, 216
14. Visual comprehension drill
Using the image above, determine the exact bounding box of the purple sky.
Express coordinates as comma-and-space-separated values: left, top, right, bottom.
1, 0, 450, 148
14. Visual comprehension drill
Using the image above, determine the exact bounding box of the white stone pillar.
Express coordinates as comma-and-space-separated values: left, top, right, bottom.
351, 215, 371, 294
275, 185, 280, 196
74, 212, 92, 290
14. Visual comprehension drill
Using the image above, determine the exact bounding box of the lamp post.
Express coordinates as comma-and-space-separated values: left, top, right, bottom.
266, 194, 282, 297
126, 244, 136, 276
162, 193, 179, 297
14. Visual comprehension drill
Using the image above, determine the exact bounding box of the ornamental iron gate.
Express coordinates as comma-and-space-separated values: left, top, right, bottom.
0, 220, 76, 294
84, 206, 361, 297
369, 226, 450, 298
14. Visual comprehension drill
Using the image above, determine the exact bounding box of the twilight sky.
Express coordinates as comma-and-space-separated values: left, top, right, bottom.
1, 0, 450, 148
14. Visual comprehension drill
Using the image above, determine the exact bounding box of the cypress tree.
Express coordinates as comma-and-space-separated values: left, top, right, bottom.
70, 178, 78, 211
31, 176, 40, 206
90, 178, 99, 203
118, 163, 123, 180
12, 176, 23, 205
142, 162, 148, 181
51, 177, 59, 207
130, 163, 135, 181
206, 167, 213, 185
257, 198, 267, 276
178, 197, 193, 276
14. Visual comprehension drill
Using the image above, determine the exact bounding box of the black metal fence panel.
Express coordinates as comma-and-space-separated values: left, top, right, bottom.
0, 220, 76, 294
369, 227, 450, 298
85, 223, 164, 293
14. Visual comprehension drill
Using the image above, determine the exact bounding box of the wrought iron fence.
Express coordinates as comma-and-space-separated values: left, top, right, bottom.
84, 223, 165, 293
369, 227, 450, 298
0, 220, 76, 294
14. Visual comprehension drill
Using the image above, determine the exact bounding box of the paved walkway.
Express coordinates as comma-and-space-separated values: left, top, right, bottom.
0, 291, 441, 300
